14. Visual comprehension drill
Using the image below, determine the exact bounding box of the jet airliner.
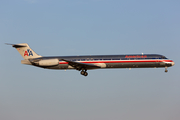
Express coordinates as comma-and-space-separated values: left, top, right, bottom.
7, 43, 175, 76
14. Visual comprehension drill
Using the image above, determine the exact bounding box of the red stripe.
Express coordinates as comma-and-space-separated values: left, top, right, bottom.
59, 60, 173, 64
159, 60, 173, 62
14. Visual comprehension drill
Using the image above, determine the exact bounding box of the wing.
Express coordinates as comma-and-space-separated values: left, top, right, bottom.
61, 59, 101, 70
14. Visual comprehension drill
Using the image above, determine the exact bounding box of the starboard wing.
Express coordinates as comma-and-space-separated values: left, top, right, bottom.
61, 59, 100, 70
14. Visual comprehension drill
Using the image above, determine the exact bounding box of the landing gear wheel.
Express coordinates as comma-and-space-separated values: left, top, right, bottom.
80, 70, 88, 76
81, 71, 85, 75
84, 72, 88, 76
80, 68, 88, 76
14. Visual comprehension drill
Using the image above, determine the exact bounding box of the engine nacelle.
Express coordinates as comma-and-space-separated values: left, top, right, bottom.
39, 59, 59, 67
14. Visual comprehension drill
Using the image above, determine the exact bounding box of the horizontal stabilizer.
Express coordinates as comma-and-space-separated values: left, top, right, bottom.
5, 43, 27, 48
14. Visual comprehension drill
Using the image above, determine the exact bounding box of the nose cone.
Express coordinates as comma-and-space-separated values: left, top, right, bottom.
172, 61, 175, 66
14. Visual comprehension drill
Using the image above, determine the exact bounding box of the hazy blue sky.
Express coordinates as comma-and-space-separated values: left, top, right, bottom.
0, 0, 180, 120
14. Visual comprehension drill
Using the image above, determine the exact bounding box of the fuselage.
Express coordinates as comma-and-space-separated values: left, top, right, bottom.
29, 54, 174, 70
8, 43, 175, 76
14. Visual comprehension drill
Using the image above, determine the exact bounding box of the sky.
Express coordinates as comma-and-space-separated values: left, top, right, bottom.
0, 0, 180, 120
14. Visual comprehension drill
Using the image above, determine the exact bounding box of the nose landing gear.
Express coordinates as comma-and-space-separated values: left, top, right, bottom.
165, 67, 168, 72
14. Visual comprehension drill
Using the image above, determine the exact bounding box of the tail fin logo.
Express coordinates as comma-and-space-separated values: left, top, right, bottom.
24, 49, 33, 56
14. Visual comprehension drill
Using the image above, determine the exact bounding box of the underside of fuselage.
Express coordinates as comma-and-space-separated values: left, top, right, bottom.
41, 61, 172, 69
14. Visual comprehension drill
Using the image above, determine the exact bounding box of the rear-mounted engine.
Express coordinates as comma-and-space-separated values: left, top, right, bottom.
39, 59, 59, 67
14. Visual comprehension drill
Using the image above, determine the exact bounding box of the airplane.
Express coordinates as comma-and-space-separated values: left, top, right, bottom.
7, 43, 175, 76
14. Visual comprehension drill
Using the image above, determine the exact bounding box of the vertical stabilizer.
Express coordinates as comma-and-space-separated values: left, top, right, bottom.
7, 43, 42, 59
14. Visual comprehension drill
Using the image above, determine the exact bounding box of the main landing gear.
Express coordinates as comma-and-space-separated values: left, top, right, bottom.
80, 68, 88, 76
165, 66, 168, 73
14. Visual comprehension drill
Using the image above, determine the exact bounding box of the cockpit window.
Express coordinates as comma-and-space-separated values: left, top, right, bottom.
161, 56, 167, 59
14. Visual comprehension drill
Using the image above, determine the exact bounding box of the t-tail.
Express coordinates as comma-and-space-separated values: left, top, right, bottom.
6, 43, 42, 59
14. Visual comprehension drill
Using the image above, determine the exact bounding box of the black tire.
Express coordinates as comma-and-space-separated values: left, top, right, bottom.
81, 71, 85, 75
84, 72, 88, 76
